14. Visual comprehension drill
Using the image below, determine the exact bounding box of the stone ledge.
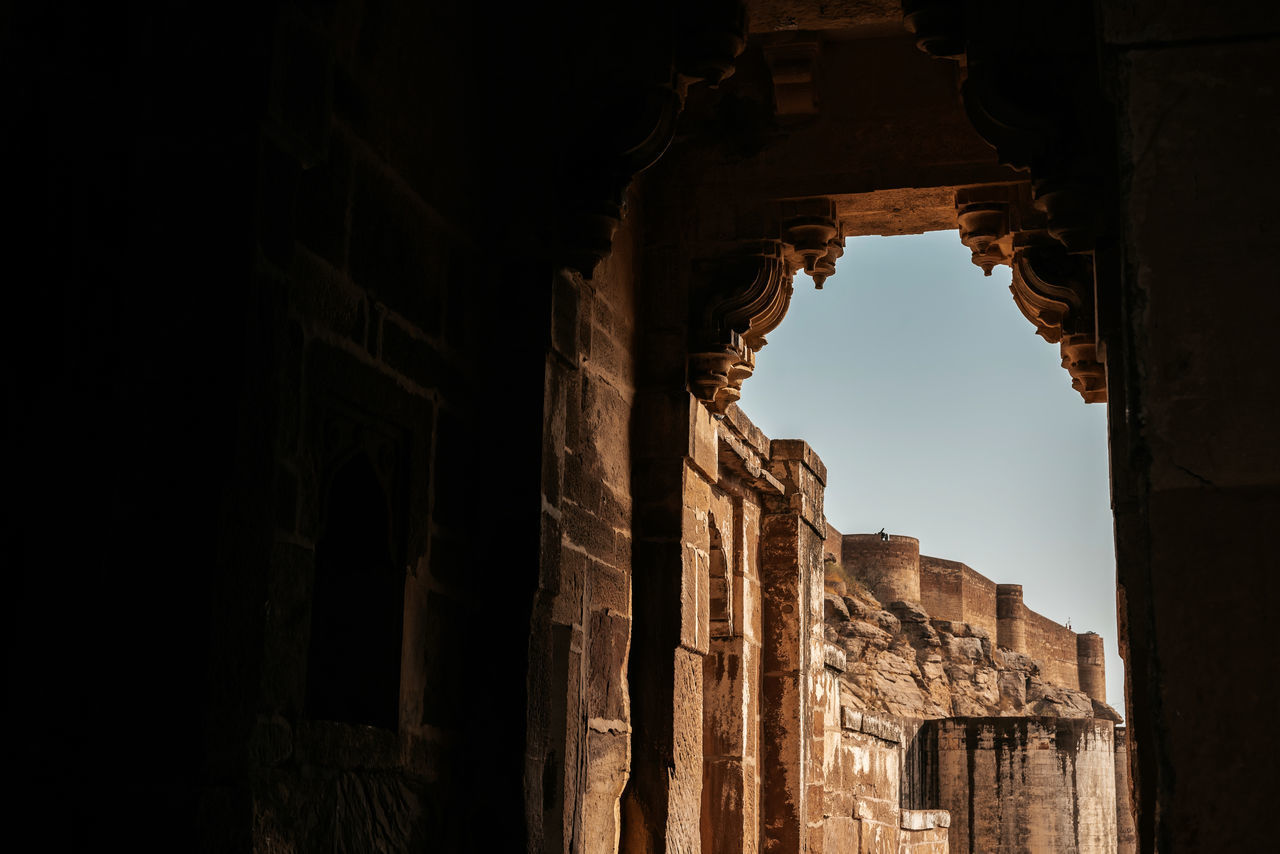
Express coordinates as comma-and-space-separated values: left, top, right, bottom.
824, 642, 846, 673
901, 809, 952, 830
839, 706, 903, 744
717, 432, 784, 495
721, 403, 771, 458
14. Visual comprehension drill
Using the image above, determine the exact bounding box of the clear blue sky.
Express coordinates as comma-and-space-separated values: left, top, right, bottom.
743, 231, 1125, 716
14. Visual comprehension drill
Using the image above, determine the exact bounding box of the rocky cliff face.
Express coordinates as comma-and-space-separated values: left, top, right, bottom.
824, 582, 1120, 722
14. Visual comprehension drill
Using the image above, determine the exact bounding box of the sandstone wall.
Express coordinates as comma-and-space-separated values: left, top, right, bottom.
1025, 608, 1081, 691
531, 235, 641, 852
231, 6, 578, 848
924, 717, 1118, 854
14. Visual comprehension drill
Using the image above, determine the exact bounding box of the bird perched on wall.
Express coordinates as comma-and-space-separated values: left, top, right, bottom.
878, 528, 888, 541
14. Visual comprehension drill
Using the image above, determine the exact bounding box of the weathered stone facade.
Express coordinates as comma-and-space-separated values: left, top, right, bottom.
12, 1, 1277, 852
924, 717, 1118, 854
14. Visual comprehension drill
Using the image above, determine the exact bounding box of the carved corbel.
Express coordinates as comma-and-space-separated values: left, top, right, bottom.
676, 0, 749, 85
955, 183, 1048, 275
1010, 245, 1106, 402
902, 0, 966, 59
689, 243, 793, 413
1061, 334, 1107, 404
782, 199, 843, 288
957, 200, 1010, 275
907, 1, 1106, 256
1031, 175, 1099, 254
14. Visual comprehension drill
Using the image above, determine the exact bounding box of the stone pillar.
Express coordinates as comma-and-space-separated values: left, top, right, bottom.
1077, 631, 1106, 703
624, 389, 720, 853
840, 534, 921, 606
761, 440, 827, 854
996, 584, 1027, 654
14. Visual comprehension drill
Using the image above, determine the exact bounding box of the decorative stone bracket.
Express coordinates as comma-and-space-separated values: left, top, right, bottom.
782, 198, 844, 289
955, 186, 1106, 402
688, 197, 849, 412
689, 242, 794, 413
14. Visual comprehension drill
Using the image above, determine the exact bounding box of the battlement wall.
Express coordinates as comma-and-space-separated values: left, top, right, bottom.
919, 557, 998, 639
1025, 607, 1081, 690
918, 556, 963, 622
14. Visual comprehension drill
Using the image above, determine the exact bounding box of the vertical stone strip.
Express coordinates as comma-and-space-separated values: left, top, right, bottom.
700, 491, 765, 854
533, 228, 639, 853
624, 390, 719, 853
1115, 726, 1137, 854
759, 440, 826, 853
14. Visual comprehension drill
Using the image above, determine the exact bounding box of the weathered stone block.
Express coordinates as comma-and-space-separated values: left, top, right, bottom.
587, 608, 631, 722
823, 816, 859, 852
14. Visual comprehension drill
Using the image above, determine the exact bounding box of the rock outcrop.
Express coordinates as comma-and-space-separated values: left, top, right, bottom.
824, 581, 1121, 722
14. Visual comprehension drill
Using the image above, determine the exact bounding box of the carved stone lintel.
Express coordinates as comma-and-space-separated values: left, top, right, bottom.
690, 243, 793, 412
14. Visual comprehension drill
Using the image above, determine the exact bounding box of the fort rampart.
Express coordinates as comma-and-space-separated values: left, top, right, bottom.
841, 534, 1102, 697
